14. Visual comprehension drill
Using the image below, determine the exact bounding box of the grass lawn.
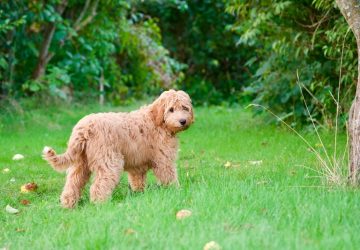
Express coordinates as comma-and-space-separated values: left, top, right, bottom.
0, 103, 359, 249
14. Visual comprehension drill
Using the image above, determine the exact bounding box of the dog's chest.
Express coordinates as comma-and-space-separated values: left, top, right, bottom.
122, 133, 177, 170
122, 142, 152, 169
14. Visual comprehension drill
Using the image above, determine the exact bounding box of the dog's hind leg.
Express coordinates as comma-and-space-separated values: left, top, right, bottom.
89, 157, 124, 203
60, 164, 91, 208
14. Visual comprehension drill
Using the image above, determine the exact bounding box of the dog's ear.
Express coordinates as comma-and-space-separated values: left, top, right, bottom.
150, 95, 166, 126
190, 105, 195, 124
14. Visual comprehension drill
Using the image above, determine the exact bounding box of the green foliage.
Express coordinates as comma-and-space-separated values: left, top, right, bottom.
22, 66, 71, 99
226, 0, 357, 127
0, 0, 358, 127
135, 0, 250, 105
115, 17, 186, 102
0, 0, 185, 103
0, 10, 26, 34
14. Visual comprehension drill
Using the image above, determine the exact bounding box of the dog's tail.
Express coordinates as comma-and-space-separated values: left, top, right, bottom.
42, 146, 72, 172
43, 135, 87, 172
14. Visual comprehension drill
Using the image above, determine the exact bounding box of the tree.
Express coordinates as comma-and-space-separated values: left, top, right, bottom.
32, 0, 100, 80
32, 0, 68, 80
336, 0, 360, 183
225, 1, 357, 127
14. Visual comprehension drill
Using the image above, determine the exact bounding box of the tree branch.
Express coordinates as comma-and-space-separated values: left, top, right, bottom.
31, 0, 68, 79
73, 0, 99, 32
73, 0, 91, 28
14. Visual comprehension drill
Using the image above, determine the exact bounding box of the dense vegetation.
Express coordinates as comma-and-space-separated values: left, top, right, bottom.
0, 0, 357, 127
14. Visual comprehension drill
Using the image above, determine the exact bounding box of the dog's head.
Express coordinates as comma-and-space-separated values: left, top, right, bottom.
150, 89, 194, 133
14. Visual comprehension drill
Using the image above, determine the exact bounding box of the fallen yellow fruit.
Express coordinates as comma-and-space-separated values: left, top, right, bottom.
224, 161, 232, 168
20, 183, 38, 193
203, 241, 221, 250
176, 209, 192, 220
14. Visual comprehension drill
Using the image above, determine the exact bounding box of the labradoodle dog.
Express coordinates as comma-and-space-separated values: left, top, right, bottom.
43, 90, 194, 208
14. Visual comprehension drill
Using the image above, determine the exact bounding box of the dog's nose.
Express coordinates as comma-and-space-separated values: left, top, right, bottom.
179, 119, 186, 126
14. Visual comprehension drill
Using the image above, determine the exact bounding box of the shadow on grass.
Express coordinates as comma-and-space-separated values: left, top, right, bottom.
73, 183, 166, 207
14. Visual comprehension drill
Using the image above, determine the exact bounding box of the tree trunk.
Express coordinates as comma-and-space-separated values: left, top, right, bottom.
31, 0, 99, 80
31, 24, 56, 79
336, 0, 360, 183
99, 69, 104, 105
32, 0, 68, 80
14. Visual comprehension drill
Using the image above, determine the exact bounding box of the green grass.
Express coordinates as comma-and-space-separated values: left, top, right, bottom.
0, 103, 359, 249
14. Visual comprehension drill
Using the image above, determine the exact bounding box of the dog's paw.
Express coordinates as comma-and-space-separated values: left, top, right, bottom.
42, 146, 55, 157
60, 193, 77, 209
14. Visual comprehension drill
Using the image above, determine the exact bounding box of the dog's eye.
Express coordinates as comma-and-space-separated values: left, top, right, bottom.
169, 107, 174, 113
182, 106, 189, 111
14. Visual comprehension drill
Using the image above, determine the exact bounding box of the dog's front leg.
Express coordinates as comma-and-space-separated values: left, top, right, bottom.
152, 160, 179, 187
128, 170, 147, 191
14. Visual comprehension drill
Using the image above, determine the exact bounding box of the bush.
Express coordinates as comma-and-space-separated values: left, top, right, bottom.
134, 0, 251, 105
0, 0, 185, 104
226, 0, 357, 127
